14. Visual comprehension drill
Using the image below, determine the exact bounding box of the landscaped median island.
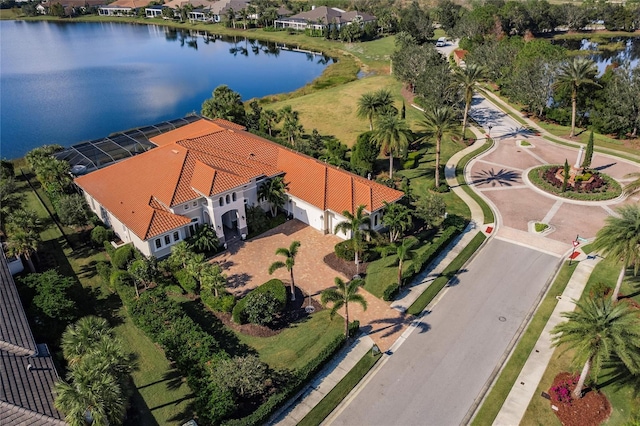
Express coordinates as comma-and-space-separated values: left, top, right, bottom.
528, 165, 622, 201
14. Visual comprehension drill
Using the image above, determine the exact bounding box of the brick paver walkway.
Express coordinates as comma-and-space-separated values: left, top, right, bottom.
212, 219, 408, 352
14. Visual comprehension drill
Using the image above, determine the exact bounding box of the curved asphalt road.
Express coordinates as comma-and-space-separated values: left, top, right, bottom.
329, 238, 560, 426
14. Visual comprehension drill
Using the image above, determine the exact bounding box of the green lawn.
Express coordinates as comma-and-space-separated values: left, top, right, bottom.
454, 138, 495, 224
298, 350, 381, 426
520, 255, 640, 426
471, 261, 577, 426
235, 309, 344, 371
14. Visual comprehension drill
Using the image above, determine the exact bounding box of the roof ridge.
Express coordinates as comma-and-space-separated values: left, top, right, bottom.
144, 210, 159, 240
0, 342, 35, 357
350, 175, 355, 213
169, 149, 192, 207
323, 165, 328, 210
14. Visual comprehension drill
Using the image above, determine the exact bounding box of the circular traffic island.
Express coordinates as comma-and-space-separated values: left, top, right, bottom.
528, 165, 622, 201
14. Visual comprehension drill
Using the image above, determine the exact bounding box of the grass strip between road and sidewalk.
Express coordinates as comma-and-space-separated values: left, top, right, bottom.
455, 139, 495, 225
407, 232, 487, 316
298, 350, 382, 426
470, 261, 579, 426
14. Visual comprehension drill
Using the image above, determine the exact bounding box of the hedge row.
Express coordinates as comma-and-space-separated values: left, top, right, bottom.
232, 279, 287, 324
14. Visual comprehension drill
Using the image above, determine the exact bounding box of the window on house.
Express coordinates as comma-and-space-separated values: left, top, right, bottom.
173, 231, 179, 242
232, 193, 236, 202
184, 204, 189, 211
374, 214, 378, 227
192, 201, 197, 207
219, 197, 224, 207
226, 194, 230, 204
164, 235, 171, 245
155, 239, 161, 249
203, 199, 208, 205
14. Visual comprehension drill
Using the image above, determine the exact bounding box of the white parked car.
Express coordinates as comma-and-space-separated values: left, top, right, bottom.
435, 37, 447, 47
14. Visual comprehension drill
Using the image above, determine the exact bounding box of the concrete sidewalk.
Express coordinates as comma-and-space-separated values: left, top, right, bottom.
490, 254, 601, 426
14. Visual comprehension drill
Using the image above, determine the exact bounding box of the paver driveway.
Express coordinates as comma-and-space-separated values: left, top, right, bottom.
212, 219, 409, 352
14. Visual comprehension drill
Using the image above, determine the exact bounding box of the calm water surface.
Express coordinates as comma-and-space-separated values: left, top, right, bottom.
0, 21, 330, 159
553, 37, 640, 76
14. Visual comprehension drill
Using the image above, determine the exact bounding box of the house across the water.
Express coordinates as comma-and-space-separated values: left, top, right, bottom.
75, 118, 403, 258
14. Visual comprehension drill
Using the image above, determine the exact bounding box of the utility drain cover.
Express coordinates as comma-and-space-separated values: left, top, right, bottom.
499, 316, 507, 322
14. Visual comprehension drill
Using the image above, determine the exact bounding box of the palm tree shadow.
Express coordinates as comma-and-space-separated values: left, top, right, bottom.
597, 358, 640, 398
471, 168, 521, 187
366, 315, 419, 338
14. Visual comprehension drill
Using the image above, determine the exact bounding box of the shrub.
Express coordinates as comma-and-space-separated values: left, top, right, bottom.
334, 240, 378, 262
103, 240, 116, 258
201, 291, 236, 313
244, 292, 281, 326
442, 214, 468, 231
112, 244, 135, 270
590, 281, 611, 299
96, 261, 112, 285
232, 279, 286, 324
91, 225, 113, 247
348, 320, 360, 338
164, 284, 185, 295
175, 269, 198, 294
383, 283, 400, 301
534, 222, 549, 233
110, 270, 134, 292
412, 226, 460, 274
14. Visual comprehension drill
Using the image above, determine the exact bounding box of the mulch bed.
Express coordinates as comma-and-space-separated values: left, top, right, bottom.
323, 252, 369, 279
212, 286, 325, 338
548, 372, 611, 426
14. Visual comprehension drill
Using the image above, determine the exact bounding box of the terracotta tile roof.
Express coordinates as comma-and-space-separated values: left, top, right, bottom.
76, 118, 403, 241
101, 0, 148, 7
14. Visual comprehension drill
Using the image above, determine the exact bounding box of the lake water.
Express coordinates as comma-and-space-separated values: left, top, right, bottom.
0, 21, 330, 159
552, 36, 640, 76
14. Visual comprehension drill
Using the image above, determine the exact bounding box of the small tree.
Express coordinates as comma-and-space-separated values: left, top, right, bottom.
382, 201, 412, 243
321, 277, 368, 338
201, 263, 227, 297
582, 131, 594, 169
334, 205, 372, 276
244, 292, 280, 326
258, 176, 289, 218
57, 194, 91, 228
413, 192, 446, 230
268, 240, 300, 301
20, 270, 78, 324
6, 230, 40, 273
212, 355, 271, 399
562, 159, 570, 192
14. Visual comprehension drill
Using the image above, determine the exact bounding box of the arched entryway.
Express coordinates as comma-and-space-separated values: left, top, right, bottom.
221, 209, 240, 243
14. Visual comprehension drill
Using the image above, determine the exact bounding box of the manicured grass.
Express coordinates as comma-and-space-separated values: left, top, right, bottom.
471, 261, 577, 426
235, 309, 344, 371
341, 35, 396, 73
117, 315, 195, 426
521, 255, 640, 426
407, 232, 486, 316
0, 8, 21, 19
298, 350, 381, 426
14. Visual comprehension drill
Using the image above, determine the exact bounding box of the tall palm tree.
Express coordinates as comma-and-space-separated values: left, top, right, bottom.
261, 109, 280, 136
592, 204, 640, 302
623, 172, 640, 197
371, 113, 413, 179
201, 263, 227, 298
551, 297, 640, 399
6, 230, 40, 273
321, 277, 368, 338
357, 92, 379, 131
185, 252, 207, 292
334, 205, 371, 276
258, 176, 289, 217
268, 240, 301, 301
279, 105, 303, 146
7, 209, 42, 235
453, 64, 485, 139
554, 57, 599, 137
0, 176, 23, 234
169, 240, 194, 269
418, 106, 461, 189
61, 316, 113, 367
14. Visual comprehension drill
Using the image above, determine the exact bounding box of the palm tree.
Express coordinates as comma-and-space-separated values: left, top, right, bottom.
382, 201, 412, 243
551, 297, 640, 399
61, 316, 113, 367
321, 277, 368, 338
623, 172, 640, 197
7, 209, 42, 235
268, 240, 301, 301
395, 237, 417, 287
261, 109, 280, 136
591, 204, 640, 302
453, 63, 485, 138
279, 105, 303, 146
258, 176, 289, 217
6, 230, 40, 273
0, 176, 24, 233
554, 57, 599, 137
371, 113, 413, 179
185, 252, 207, 292
357, 92, 379, 131
169, 240, 194, 269
334, 204, 371, 276
418, 106, 461, 189
201, 263, 227, 297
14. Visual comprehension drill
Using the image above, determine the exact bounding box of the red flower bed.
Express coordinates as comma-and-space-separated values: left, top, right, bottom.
549, 372, 611, 426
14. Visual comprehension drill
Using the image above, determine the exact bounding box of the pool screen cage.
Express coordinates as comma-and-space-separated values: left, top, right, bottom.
54, 116, 202, 176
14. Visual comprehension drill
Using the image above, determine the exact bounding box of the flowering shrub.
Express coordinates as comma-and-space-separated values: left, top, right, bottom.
551, 374, 579, 404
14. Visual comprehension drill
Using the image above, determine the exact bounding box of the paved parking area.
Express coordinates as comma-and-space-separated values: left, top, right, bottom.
212, 219, 408, 352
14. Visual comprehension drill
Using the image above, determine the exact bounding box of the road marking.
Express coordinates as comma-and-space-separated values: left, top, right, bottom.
474, 159, 525, 172
522, 147, 549, 165
493, 236, 564, 258
601, 205, 619, 217
542, 200, 563, 224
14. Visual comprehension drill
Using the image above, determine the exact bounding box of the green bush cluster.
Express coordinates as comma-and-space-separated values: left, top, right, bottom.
383, 283, 400, 301
112, 244, 135, 270
412, 226, 461, 275
201, 291, 236, 313
174, 269, 198, 294
245, 292, 281, 326
334, 240, 379, 263
90, 225, 114, 247
232, 279, 286, 324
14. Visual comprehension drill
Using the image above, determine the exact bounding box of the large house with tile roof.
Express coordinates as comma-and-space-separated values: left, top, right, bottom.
75, 118, 403, 258
274, 6, 375, 31
0, 252, 65, 425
